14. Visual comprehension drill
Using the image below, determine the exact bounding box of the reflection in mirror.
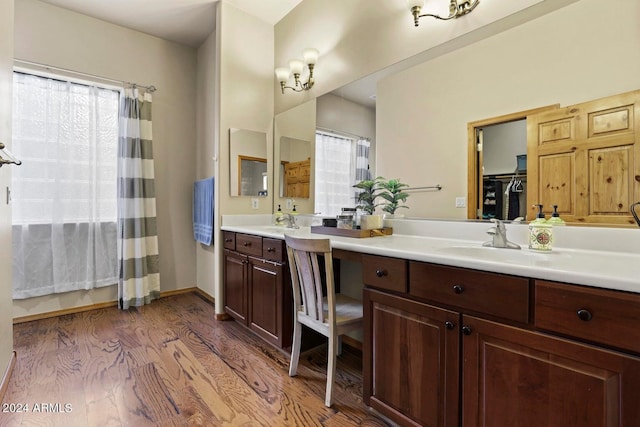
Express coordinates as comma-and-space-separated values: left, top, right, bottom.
229, 128, 268, 197
279, 137, 311, 198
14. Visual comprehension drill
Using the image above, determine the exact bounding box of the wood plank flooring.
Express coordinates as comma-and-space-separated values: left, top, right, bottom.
0, 292, 390, 426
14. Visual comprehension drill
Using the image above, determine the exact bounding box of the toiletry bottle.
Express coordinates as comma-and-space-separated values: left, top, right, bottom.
547, 205, 566, 226
274, 204, 283, 225
292, 205, 298, 216
528, 204, 552, 251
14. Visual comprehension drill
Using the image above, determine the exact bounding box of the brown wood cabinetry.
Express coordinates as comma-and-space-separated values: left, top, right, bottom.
363, 254, 640, 427
222, 231, 292, 349
527, 89, 640, 225
364, 288, 459, 427
462, 315, 640, 427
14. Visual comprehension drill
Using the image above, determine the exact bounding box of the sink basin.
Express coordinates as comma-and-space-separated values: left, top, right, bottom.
435, 245, 563, 264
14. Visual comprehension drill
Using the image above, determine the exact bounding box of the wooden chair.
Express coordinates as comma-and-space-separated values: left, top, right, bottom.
284, 235, 363, 407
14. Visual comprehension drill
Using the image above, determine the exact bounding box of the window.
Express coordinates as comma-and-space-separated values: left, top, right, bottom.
11, 71, 120, 298
314, 131, 357, 216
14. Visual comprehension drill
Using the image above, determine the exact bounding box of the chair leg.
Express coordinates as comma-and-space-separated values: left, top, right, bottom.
289, 319, 302, 377
325, 333, 338, 407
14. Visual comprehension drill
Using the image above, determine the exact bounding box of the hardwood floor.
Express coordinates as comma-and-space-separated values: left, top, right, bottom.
0, 292, 389, 426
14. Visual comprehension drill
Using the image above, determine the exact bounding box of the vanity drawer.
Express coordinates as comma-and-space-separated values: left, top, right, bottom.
262, 238, 285, 263
363, 254, 408, 293
535, 280, 640, 354
223, 231, 236, 250
409, 262, 530, 323
235, 233, 263, 257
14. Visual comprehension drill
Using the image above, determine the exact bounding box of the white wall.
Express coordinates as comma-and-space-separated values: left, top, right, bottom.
376, 0, 640, 219
0, 0, 14, 379
196, 28, 217, 300
13, 0, 199, 317
212, 2, 275, 314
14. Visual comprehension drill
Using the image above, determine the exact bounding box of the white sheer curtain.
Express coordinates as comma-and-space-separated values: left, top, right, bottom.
314, 132, 356, 216
11, 72, 119, 299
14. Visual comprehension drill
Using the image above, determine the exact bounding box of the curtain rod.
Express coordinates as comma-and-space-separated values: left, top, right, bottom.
316, 126, 369, 141
14, 58, 157, 93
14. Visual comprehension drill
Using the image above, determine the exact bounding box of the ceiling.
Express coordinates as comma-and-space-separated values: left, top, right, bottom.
39, 0, 303, 47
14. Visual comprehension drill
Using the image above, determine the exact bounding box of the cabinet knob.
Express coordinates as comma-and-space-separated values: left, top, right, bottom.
462, 325, 472, 336
224, 238, 232, 243
445, 321, 455, 330
453, 285, 464, 294
267, 247, 275, 253
577, 309, 593, 322
375, 269, 387, 278
243, 242, 251, 247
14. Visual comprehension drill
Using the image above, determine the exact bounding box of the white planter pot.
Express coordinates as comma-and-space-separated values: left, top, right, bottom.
360, 214, 384, 230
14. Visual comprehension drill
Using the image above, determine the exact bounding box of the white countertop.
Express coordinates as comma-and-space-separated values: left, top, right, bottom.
221, 216, 640, 294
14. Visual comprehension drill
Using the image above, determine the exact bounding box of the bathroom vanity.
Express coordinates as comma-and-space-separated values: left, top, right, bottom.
221, 217, 640, 427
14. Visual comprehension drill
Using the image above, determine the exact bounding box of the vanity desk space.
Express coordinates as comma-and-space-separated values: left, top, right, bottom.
221, 217, 640, 427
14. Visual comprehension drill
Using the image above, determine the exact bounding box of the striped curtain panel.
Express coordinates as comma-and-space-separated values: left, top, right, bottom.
117, 88, 160, 309
354, 138, 372, 200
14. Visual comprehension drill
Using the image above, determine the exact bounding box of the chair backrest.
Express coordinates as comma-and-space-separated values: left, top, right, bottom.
284, 235, 336, 326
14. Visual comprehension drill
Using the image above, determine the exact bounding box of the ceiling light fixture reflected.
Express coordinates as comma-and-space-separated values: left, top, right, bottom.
275, 48, 318, 94
407, 0, 479, 27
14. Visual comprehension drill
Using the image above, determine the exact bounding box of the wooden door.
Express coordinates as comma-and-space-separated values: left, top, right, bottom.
364, 289, 460, 427
223, 250, 247, 323
527, 90, 640, 225
462, 315, 640, 427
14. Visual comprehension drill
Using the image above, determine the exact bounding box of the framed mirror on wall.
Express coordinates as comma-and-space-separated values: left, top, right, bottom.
229, 128, 268, 197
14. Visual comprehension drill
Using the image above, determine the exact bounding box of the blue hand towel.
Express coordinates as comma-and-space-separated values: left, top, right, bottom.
193, 177, 214, 245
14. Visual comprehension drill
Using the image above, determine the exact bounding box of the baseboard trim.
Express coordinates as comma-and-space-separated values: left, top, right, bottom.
193, 288, 215, 305
13, 287, 206, 324
215, 313, 232, 321
0, 351, 17, 403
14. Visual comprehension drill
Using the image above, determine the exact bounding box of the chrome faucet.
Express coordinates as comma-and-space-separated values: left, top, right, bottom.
483, 218, 521, 249
276, 213, 299, 229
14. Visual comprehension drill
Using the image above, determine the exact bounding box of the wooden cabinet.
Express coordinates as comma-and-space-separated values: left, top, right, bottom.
364, 256, 640, 426
283, 158, 311, 198
222, 231, 292, 349
527, 89, 640, 225
462, 315, 640, 427
364, 288, 459, 427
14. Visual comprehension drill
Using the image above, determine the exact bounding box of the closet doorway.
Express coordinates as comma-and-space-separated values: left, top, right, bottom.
466, 105, 558, 221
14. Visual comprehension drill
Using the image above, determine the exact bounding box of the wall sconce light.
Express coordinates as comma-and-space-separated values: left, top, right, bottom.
408, 0, 479, 27
0, 142, 21, 167
275, 48, 319, 94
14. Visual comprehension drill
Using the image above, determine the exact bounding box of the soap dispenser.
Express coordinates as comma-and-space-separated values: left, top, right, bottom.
547, 205, 566, 226
529, 204, 552, 251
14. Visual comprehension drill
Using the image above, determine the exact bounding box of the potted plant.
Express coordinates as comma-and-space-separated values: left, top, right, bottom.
379, 178, 410, 218
353, 177, 384, 229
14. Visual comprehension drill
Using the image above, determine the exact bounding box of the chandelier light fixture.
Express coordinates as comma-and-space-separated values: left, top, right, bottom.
0, 142, 21, 167
275, 48, 319, 94
407, 0, 479, 27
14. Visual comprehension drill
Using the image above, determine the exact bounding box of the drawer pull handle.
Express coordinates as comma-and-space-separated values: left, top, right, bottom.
445, 321, 455, 330
224, 238, 232, 243
243, 242, 251, 247
453, 285, 464, 294
267, 247, 275, 252
375, 269, 387, 278
462, 325, 472, 336
577, 309, 593, 322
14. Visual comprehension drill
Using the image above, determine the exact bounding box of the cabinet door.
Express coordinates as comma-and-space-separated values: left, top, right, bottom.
248, 259, 292, 349
364, 289, 459, 427
223, 250, 247, 323
462, 315, 640, 427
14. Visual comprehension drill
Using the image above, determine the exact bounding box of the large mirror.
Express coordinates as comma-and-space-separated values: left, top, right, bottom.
229, 128, 268, 197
